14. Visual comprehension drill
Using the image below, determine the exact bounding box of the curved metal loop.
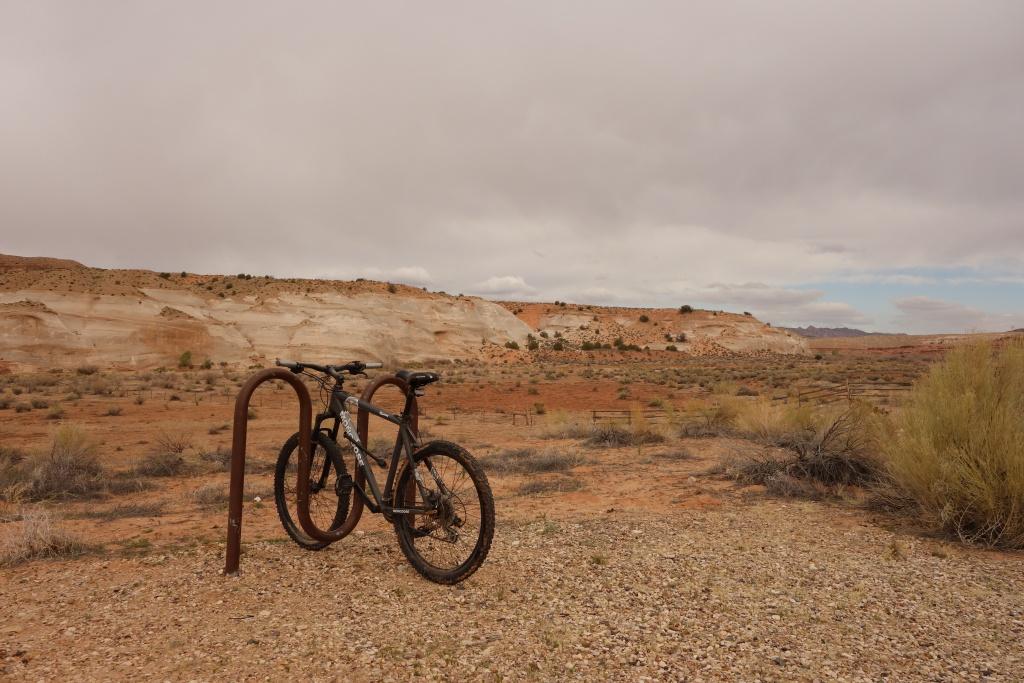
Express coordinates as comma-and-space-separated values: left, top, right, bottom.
224, 368, 420, 575
225, 368, 312, 575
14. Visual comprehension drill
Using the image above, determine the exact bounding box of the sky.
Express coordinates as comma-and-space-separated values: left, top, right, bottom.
1, 1, 1022, 333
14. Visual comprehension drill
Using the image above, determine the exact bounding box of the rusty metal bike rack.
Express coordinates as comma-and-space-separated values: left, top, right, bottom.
224, 367, 418, 575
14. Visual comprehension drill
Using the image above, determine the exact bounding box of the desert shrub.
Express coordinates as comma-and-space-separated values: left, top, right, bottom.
198, 446, 232, 471
710, 451, 790, 485
136, 433, 191, 477
45, 404, 65, 421
1, 425, 105, 500
713, 404, 880, 495
192, 483, 229, 507
539, 415, 597, 440
732, 400, 816, 444
639, 314, 649, 323
679, 305, 693, 314
0, 398, 11, 410
106, 474, 152, 495
106, 406, 123, 416
178, 350, 192, 368
83, 376, 115, 396
585, 425, 664, 447
517, 476, 583, 496
30, 398, 48, 409
505, 340, 520, 350
0, 508, 89, 566
735, 385, 759, 397
135, 451, 186, 477
76, 365, 98, 376
881, 342, 1024, 548
483, 448, 583, 475
681, 399, 740, 437
783, 405, 880, 486
666, 344, 678, 352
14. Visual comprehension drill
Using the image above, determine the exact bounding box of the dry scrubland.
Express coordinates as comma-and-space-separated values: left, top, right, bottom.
2, 343, 1024, 680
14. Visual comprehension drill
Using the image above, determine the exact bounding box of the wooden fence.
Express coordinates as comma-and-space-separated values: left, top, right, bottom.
771, 382, 912, 406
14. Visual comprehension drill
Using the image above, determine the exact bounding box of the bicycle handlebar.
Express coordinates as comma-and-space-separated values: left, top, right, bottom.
275, 359, 382, 377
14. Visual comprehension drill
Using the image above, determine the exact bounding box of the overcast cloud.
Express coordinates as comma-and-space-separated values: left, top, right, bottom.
1, 1, 1022, 332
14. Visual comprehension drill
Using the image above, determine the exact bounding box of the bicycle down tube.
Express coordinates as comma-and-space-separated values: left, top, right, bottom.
330, 390, 433, 517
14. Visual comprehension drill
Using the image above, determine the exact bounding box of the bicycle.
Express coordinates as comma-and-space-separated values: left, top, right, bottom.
272, 359, 494, 584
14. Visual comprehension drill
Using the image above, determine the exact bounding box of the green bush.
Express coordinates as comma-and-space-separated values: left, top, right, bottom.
178, 350, 192, 368
881, 342, 1024, 548
679, 305, 693, 314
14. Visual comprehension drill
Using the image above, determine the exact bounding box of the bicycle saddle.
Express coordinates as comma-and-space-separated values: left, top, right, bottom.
396, 369, 440, 387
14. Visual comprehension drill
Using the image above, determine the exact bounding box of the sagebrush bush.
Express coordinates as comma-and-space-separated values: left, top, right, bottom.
881, 341, 1024, 548
0, 425, 106, 500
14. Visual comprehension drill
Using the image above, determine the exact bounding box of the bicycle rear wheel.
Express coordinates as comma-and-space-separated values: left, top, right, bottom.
393, 440, 494, 584
274, 431, 350, 550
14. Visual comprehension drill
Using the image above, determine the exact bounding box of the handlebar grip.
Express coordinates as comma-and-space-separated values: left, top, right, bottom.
364, 362, 383, 369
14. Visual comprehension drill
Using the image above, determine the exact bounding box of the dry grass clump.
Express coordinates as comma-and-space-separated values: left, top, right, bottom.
712, 404, 880, 495
539, 415, 596, 440
680, 399, 740, 437
135, 433, 192, 477
585, 425, 664, 448
73, 502, 166, 522
198, 446, 232, 471
732, 400, 816, 445
881, 341, 1024, 548
484, 448, 584, 475
192, 483, 229, 507
0, 507, 89, 566
783, 404, 880, 486
0, 425, 106, 500
517, 476, 584, 495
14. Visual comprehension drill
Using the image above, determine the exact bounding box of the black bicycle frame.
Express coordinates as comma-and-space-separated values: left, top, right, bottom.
311, 384, 432, 519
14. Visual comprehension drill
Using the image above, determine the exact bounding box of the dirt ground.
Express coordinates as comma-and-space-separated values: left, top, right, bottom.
2, 357, 1023, 681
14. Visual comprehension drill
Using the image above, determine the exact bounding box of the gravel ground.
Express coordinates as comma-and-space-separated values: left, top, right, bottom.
4, 499, 1023, 681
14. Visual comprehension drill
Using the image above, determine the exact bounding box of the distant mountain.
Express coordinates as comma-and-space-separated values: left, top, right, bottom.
781, 326, 879, 338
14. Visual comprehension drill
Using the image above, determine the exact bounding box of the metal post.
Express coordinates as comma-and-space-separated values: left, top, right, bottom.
225, 368, 312, 576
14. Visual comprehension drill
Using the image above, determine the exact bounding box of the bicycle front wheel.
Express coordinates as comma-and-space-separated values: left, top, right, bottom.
393, 440, 495, 584
274, 430, 350, 551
